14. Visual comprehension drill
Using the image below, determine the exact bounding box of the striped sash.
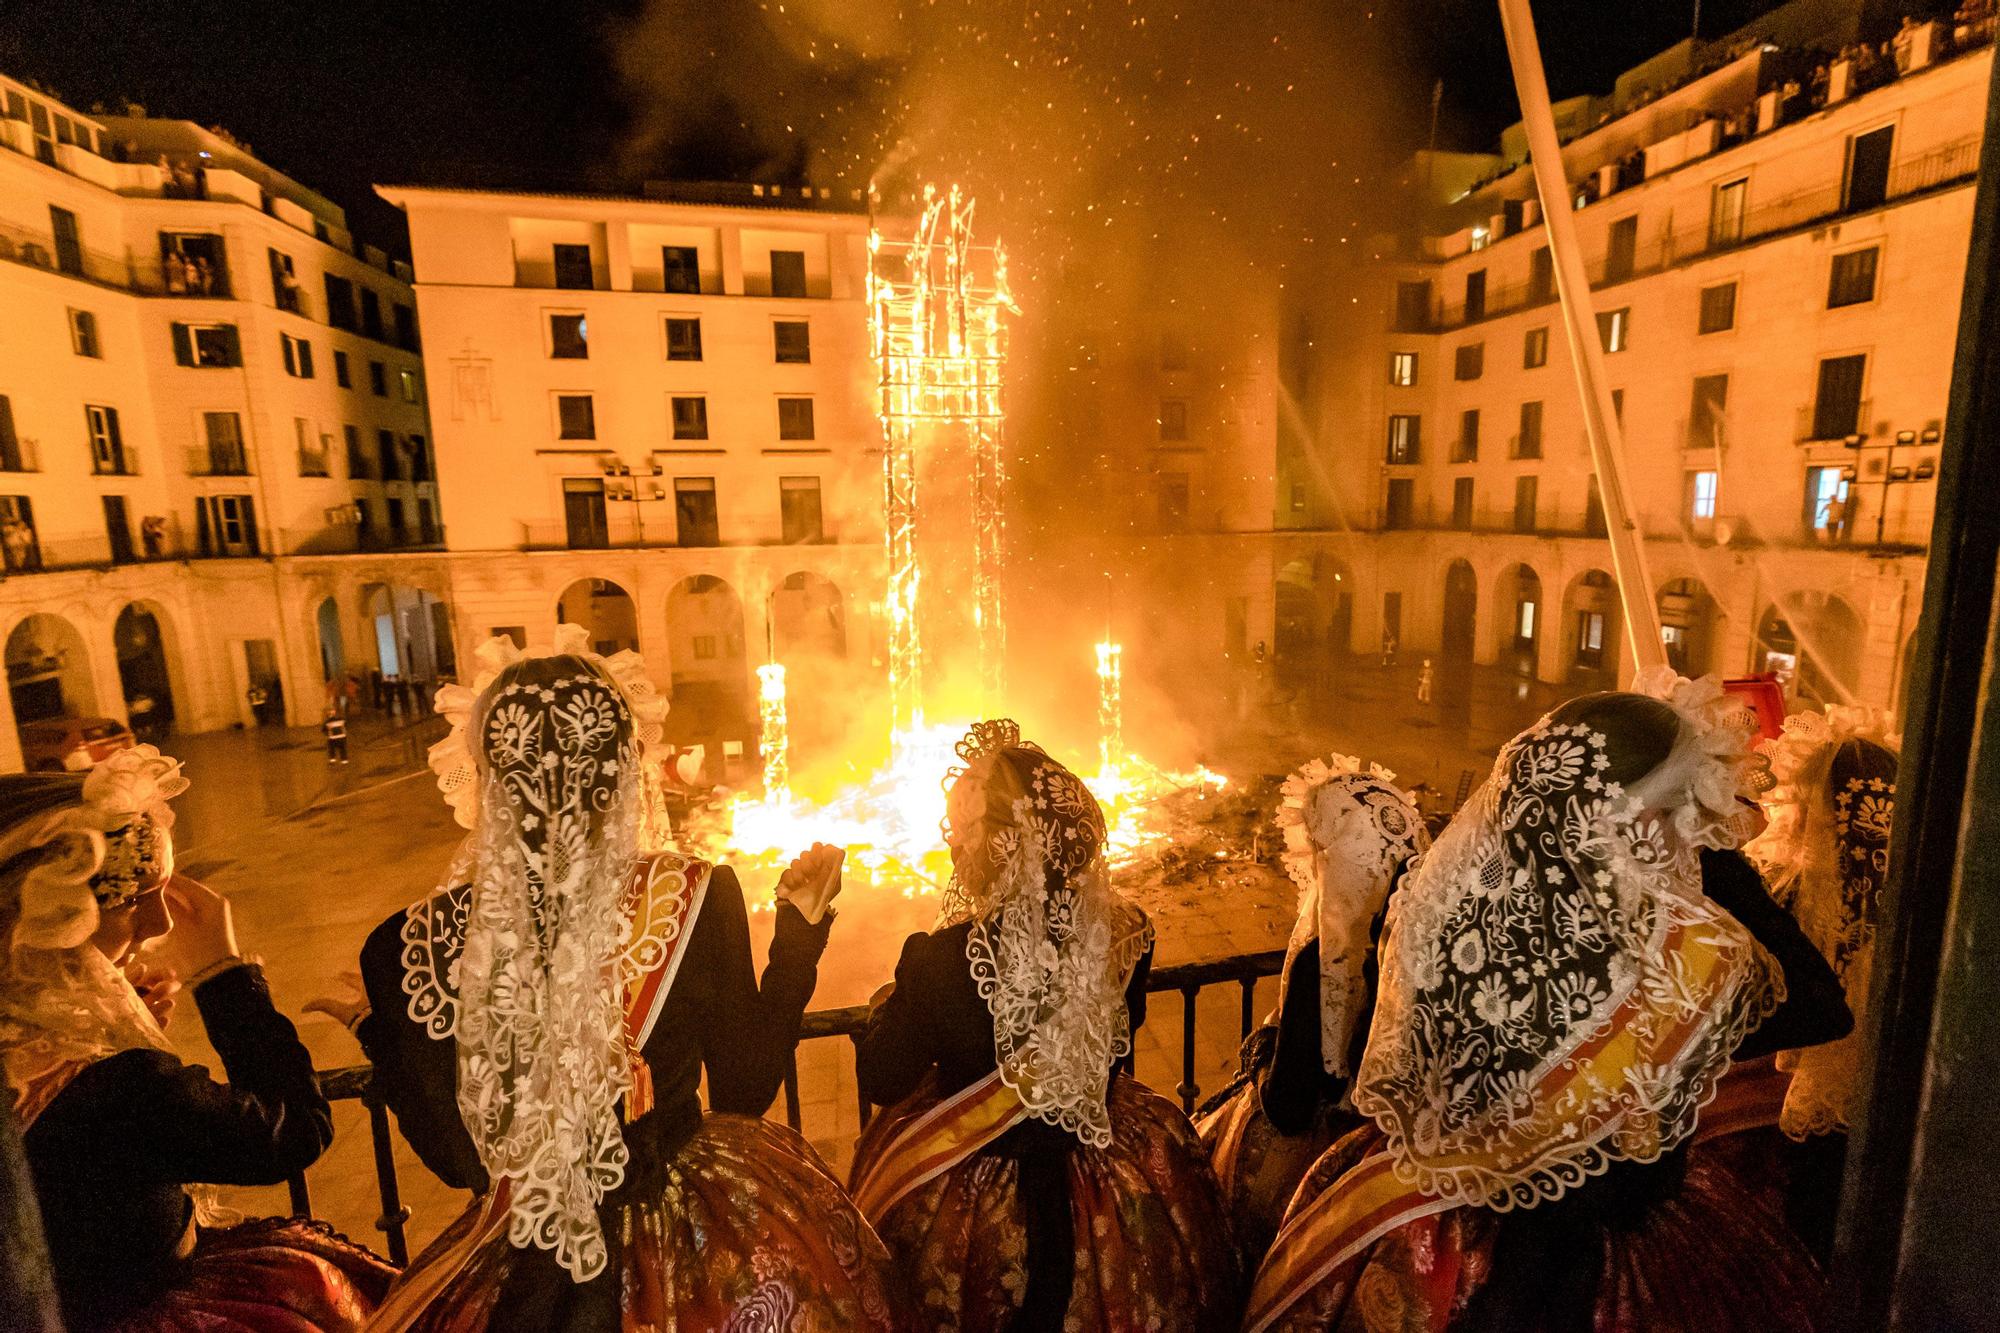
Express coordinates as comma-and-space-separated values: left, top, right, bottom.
1696, 1053, 1793, 1144
366, 1183, 515, 1333
850, 1071, 1029, 1223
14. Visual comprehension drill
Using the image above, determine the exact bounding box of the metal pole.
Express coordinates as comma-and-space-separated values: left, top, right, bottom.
1496, 0, 1667, 674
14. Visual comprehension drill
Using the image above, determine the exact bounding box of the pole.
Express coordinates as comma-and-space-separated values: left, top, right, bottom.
1496, 0, 1667, 674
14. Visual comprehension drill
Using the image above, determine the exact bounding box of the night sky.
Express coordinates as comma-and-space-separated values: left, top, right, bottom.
0, 1, 1793, 260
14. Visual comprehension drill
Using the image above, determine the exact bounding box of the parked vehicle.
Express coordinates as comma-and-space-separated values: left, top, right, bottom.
19, 716, 137, 771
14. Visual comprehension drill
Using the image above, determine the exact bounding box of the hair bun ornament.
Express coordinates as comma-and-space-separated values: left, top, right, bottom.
1275, 753, 1406, 894
955, 718, 1023, 764
81, 744, 189, 835
1630, 667, 1771, 849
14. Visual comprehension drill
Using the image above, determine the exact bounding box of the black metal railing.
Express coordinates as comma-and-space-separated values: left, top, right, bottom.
298, 946, 1284, 1266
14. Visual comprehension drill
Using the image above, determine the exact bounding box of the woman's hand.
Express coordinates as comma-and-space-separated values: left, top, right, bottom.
775, 843, 845, 925
164, 875, 239, 978
304, 971, 371, 1033
866, 981, 895, 1017
126, 956, 180, 1028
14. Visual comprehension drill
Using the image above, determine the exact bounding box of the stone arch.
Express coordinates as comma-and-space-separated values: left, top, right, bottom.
7, 611, 101, 767
1559, 568, 1623, 687
1658, 577, 1722, 678
1493, 562, 1544, 675
113, 601, 182, 740
1755, 591, 1864, 705
556, 577, 640, 657
1273, 557, 1319, 686
315, 595, 345, 683
769, 571, 847, 663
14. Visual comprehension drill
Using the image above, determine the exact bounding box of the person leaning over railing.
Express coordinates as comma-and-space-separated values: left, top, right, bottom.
1195, 756, 1428, 1275
307, 628, 904, 1332
1242, 674, 1852, 1332
1, 749, 393, 1333
850, 719, 1241, 1331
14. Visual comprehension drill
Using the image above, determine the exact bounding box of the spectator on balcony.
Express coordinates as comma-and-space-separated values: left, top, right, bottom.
1242, 677, 1850, 1332
140, 515, 166, 559
1702, 713, 1900, 1265
1, 511, 39, 571
316, 631, 902, 1331
1196, 759, 1428, 1273
2, 749, 394, 1332
852, 720, 1240, 1331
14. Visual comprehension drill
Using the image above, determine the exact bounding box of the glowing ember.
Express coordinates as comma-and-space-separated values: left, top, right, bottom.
756, 663, 789, 803
1095, 640, 1123, 781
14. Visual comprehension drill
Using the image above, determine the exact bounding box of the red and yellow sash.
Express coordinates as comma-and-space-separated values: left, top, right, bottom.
371, 852, 709, 1326
12, 1059, 88, 1133
1247, 915, 1749, 1330
849, 1071, 1029, 1223
1695, 1053, 1793, 1144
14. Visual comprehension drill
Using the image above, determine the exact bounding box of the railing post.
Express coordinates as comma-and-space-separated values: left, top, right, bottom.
1239, 978, 1257, 1042
365, 1093, 411, 1266
286, 1171, 312, 1218
851, 1034, 872, 1130
1177, 985, 1201, 1114
783, 1051, 803, 1132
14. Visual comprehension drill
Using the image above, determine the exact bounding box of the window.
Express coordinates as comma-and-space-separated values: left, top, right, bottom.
196, 495, 258, 557
69, 309, 100, 358
1586, 478, 1607, 536
407, 435, 431, 481
770, 250, 808, 298
393, 303, 419, 351
1514, 476, 1539, 532
1605, 216, 1637, 281
417, 498, 437, 543
0, 496, 39, 570
104, 496, 134, 564
1524, 326, 1549, 369
1708, 179, 1748, 248
1688, 470, 1719, 523
1393, 280, 1432, 331
562, 478, 609, 549
399, 369, 420, 404
1575, 612, 1607, 670
1516, 596, 1538, 645
1160, 334, 1189, 371
1384, 478, 1415, 530
671, 396, 709, 440
86, 405, 127, 474
269, 248, 302, 313
378, 429, 402, 480
663, 246, 701, 294
1389, 352, 1417, 386
345, 424, 368, 478
675, 478, 720, 546
553, 244, 595, 290
334, 349, 352, 387
1811, 354, 1867, 439
1698, 282, 1737, 334
1528, 247, 1554, 302
549, 313, 588, 359
369, 360, 387, 396
360, 289, 384, 341
1464, 269, 1487, 322
557, 394, 597, 440
296, 417, 328, 476
1515, 401, 1543, 459
773, 320, 811, 364
49, 206, 82, 277
666, 317, 703, 361
281, 332, 315, 378
1160, 399, 1189, 441
171, 322, 241, 368
1157, 472, 1191, 532
780, 476, 824, 544
353, 500, 376, 545
1452, 477, 1475, 529
1844, 125, 1895, 212
324, 274, 358, 330
1611, 388, 1625, 423
1453, 409, 1480, 463
1828, 247, 1880, 308
692, 636, 718, 661
1597, 307, 1630, 353
1805, 465, 1851, 537
159, 232, 228, 296
1454, 342, 1484, 381
778, 397, 816, 441
1687, 374, 1730, 448
1386, 414, 1421, 465
0, 397, 24, 472
1290, 480, 1307, 513
203, 413, 247, 474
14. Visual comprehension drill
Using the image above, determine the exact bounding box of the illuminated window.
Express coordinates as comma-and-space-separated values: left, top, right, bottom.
548, 313, 587, 359
1389, 351, 1417, 386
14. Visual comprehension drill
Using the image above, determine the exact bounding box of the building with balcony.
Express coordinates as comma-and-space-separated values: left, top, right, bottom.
376, 182, 882, 762
1256, 0, 1989, 719
0, 74, 449, 770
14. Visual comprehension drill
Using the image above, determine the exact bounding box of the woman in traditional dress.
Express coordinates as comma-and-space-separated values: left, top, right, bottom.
1197, 756, 1428, 1271
2, 747, 394, 1332
1243, 673, 1852, 1332
1703, 709, 1899, 1261
335, 629, 902, 1331
850, 719, 1240, 1331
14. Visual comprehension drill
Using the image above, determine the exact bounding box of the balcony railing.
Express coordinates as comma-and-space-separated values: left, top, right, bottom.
299, 946, 1285, 1266
520, 516, 717, 551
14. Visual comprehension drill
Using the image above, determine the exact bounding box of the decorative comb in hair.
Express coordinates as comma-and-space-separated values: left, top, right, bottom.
955, 718, 1025, 764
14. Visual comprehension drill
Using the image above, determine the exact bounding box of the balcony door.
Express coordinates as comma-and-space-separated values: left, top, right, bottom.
562, 478, 609, 549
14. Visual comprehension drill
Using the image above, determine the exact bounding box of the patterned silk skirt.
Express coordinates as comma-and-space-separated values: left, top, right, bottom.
1196, 1076, 1357, 1274
1255, 1127, 1827, 1333
851, 1074, 1241, 1332
379, 1114, 905, 1332
105, 1217, 394, 1333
